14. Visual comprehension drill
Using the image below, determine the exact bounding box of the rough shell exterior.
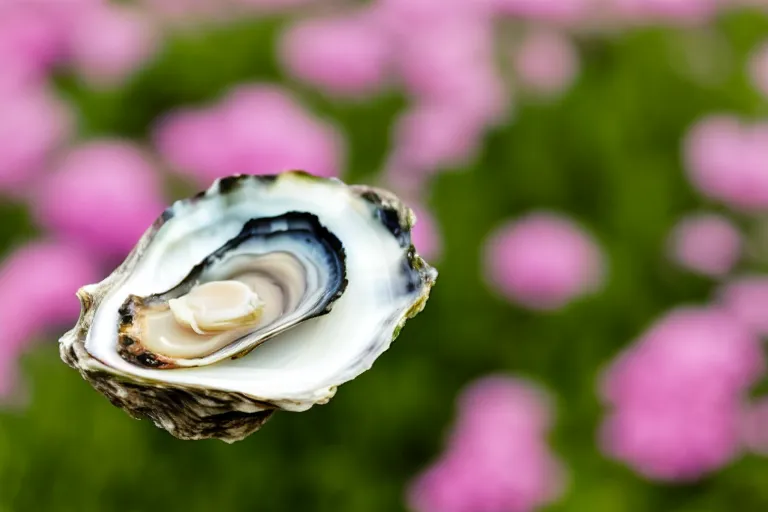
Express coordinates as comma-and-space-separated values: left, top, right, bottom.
59, 172, 437, 443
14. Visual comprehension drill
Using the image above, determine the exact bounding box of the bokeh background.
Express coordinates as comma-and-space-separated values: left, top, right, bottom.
2, 1, 768, 511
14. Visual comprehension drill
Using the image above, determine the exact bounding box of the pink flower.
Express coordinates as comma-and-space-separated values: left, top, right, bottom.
717, 276, 768, 337
408, 376, 566, 512
411, 205, 443, 261
683, 115, 768, 211
371, 0, 509, 180
0, 87, 72, 195
140, 0, 229, 23
396, 20, 501, 112
601, 308, 764, 407
67, 4, 159, 88
0, 240, 100, 399
386, 103, 486, 177
748, 41, 768, 99
0, 5, 65, 91
32, 141, 166, 261
600, 401, 742, 481
513, 30, 580, 98
599, 307, 763, 481
372, 0, 494, 34
452, 376, 554, 443
492, 0, 588, 24
483, 213, 606, 311
668, 213, 742, 277
155, 84, 345, 185
279, 12, 391, 97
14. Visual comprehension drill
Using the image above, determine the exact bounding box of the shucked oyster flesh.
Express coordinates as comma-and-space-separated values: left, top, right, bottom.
60, 172, 436, 442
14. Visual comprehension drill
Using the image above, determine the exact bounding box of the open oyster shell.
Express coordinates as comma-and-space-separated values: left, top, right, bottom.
60, 172, 437, 443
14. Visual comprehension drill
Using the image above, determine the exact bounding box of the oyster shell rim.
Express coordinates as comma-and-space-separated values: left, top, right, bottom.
59, 171, 437, 442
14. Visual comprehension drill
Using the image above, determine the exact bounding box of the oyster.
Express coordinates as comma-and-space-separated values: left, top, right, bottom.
60, 172, 437, 442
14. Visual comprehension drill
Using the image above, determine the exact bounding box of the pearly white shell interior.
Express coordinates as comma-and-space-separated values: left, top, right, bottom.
85, 175, 424, 411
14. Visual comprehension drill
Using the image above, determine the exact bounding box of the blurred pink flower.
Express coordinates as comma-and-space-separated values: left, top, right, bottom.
600, 401, 742, 481
155, 85, 345, 185
668, 213, 742, 277
388, 103, 486, 178
492, 0, 588, 24
0, 5, 64, 92
372, 0, 494, 33
408, 376, 566, 512
683, 115, 768, 211
67, 4, 159, 88
748, 41, 768, 99
0, 87, 72, 195
411, 205, 443, 261
513, 30, 580, 98
483, 213, 606, 310
396, 20, 504, 117
740, 397, 768, 455
140, 0, 229, 23
599, 307, 763, 481
279, 12, 391, 97
717, 276, 768, 337
32, 141, 166, 261
452, 375, 554, 443
373, 0, 509, 180
601, 308, 764, 407
0, 240, 100, 398
144, 0, 319, 21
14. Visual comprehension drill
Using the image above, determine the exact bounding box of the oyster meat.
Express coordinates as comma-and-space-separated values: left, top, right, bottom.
60, 172, 437, 442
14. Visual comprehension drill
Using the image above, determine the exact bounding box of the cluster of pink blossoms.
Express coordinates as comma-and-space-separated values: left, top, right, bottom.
409, 377, 566, 512
0, 0, 160, 197
600, 308, 764, 481
601, 43, 768, 479
154, 85, 345, 186
0, 1, 158, 94
0, 0, 163, 400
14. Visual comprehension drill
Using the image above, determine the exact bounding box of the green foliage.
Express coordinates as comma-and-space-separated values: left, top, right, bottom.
2, 12, 768, 512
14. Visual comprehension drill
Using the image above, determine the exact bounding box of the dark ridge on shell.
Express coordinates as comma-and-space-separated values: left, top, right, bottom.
237, 211, 345, 262
254, 173, 280, 184
117, 333, 176, 369
217, 173, 283, 194
402, 247, 421, 294
378, 207, 410, 248
116, 295, 178, 369
134, 351, 168, 369
160, 208, 175, 223
218, 175, 248, 194
118, 297, 139, 327
355, 189, 412, 249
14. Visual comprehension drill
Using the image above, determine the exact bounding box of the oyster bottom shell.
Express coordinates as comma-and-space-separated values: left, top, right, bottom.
60, 174, 436, 443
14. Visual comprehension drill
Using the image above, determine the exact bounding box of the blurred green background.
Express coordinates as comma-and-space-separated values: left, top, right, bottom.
2, 9, 768, 512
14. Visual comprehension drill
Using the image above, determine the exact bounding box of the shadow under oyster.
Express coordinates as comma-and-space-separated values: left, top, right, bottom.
60, 172, 437, 443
